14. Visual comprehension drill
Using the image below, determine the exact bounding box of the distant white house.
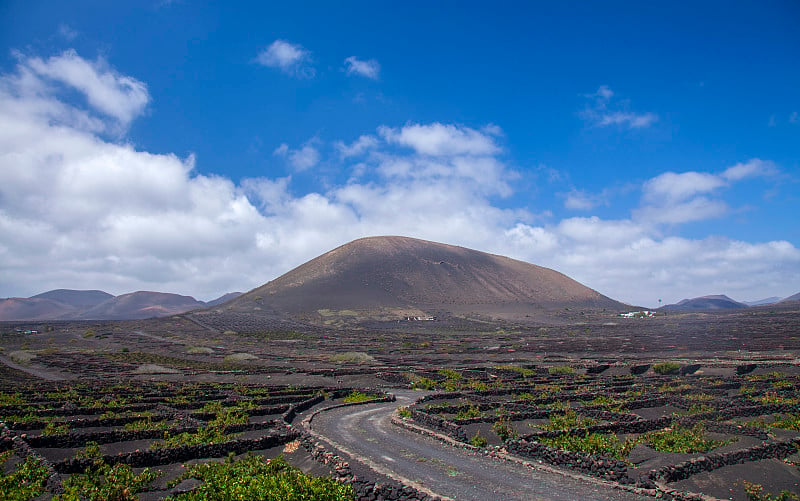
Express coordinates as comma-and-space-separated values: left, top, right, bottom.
619, 311, 656, 318
404, 316, 436, 321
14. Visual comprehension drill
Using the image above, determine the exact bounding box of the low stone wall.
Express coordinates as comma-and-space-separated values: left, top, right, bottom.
54, 430, 298, 473
505, 438, 630, 483
646, 438, 800, 483
410, 409, 467, 443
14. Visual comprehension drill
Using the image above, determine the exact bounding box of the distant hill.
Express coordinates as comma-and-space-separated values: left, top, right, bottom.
661, 294, 748, 312
742, 296, 782, 307
0, 297, 80, 321
76, 291, 205, 320
31, 289, 113, 309
205, 292, 242, 307
780, 292, 800, 303
222, 236, 626, 322
0, 289, 233, 321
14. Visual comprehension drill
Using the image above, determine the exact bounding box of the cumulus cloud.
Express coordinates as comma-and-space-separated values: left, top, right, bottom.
379, 122, 500, 156
1, 50, 798, 307
564, 189, 604, 210
334, 135, 378, 158
274, 141, 320, 171
344, 56, 380, 79
5, 49, 149, 133
635, 160, 780, 224
722, 158, 777, 181
256, 40, 314, 78
581, 85, 657, 129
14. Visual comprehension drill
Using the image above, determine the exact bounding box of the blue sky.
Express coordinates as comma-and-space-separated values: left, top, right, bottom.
0, 1, 798, 306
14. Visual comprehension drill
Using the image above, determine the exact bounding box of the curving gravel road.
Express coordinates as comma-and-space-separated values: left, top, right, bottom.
305, 390, 652, 501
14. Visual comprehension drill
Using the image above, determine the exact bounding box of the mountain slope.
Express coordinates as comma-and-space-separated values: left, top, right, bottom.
77, 291, 205, 320
205, 292, 242, 307
31, 289, 113, 309
0, 297, 79, 321
226, 236, 626, 320
661, 294, 748, 312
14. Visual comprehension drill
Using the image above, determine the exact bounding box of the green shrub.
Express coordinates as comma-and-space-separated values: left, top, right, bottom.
411, 377, 436, 390
168, 454, 353, 500
548, 366, 575, 375
342, 390, 379, 403
0, 451, 49, 501
455, 405, 481, 419
492, 417, 518, 441
74, 442, 102, 459
397, 406, 411, 418
329, 351, 374, 362
642, 422, 732, 453
42, 421, 69, 436
539, 432, 636, 461
470, 431, 488, 447
743, 481, 800, 501
494, 365, 536, 377
438, 369, 462, 380
56, 458, 160, 501
653, 362, 681, 375
541, 409, 597, 431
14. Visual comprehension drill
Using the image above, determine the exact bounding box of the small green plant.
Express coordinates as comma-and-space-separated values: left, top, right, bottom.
758, 393, 799, 405
397, 406, 412, 418
542, 409, 597, 431
642, 422, 732, 453
0, 450, 49, 500
56, 458, 160, 501
539, 432, 636, 461
74, 441, 102, 459
168, 454, 353, 500
438, 369, 462, 380
494, 365, 536, 377
767, 413, 800, 431
470, 430, 488, 447
743, 481, 800, 501
342, 390, 379, 403
653, 362, 681, 375
0, 391, 26, 405
492, 417, 518, 441
468, 379, 490, 391
548, 366, 575, 375
455, 405, 481, 419
42, 421, 69, 436
411, 377, 436, 390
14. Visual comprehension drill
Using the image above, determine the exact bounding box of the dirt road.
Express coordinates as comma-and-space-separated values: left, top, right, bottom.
306, 390, 651, 501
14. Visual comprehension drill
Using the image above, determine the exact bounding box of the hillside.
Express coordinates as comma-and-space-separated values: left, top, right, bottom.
222, 236, 626, 322
77, 291, 205, 320
0, 289, 210, 321
661, 294, 748, 312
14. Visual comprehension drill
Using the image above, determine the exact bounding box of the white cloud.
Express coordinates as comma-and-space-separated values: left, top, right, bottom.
634, 159, 781, 225
722, 158, 777, 181
58, 24, 78, 41
581, 85, 657, 129
11, 49, 149, 131
643, 171, 726, 203
256, 40, 314, 78
344, 56, 380, 80
274, 141, 320, 171
379, 122, 500, 156
1, 51, 798, 307
335, 135, 378, 158
564, 189, 601, 210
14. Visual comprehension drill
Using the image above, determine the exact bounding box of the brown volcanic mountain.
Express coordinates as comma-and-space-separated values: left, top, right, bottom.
226, 236, 626, 320
77, 291, 205, 320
